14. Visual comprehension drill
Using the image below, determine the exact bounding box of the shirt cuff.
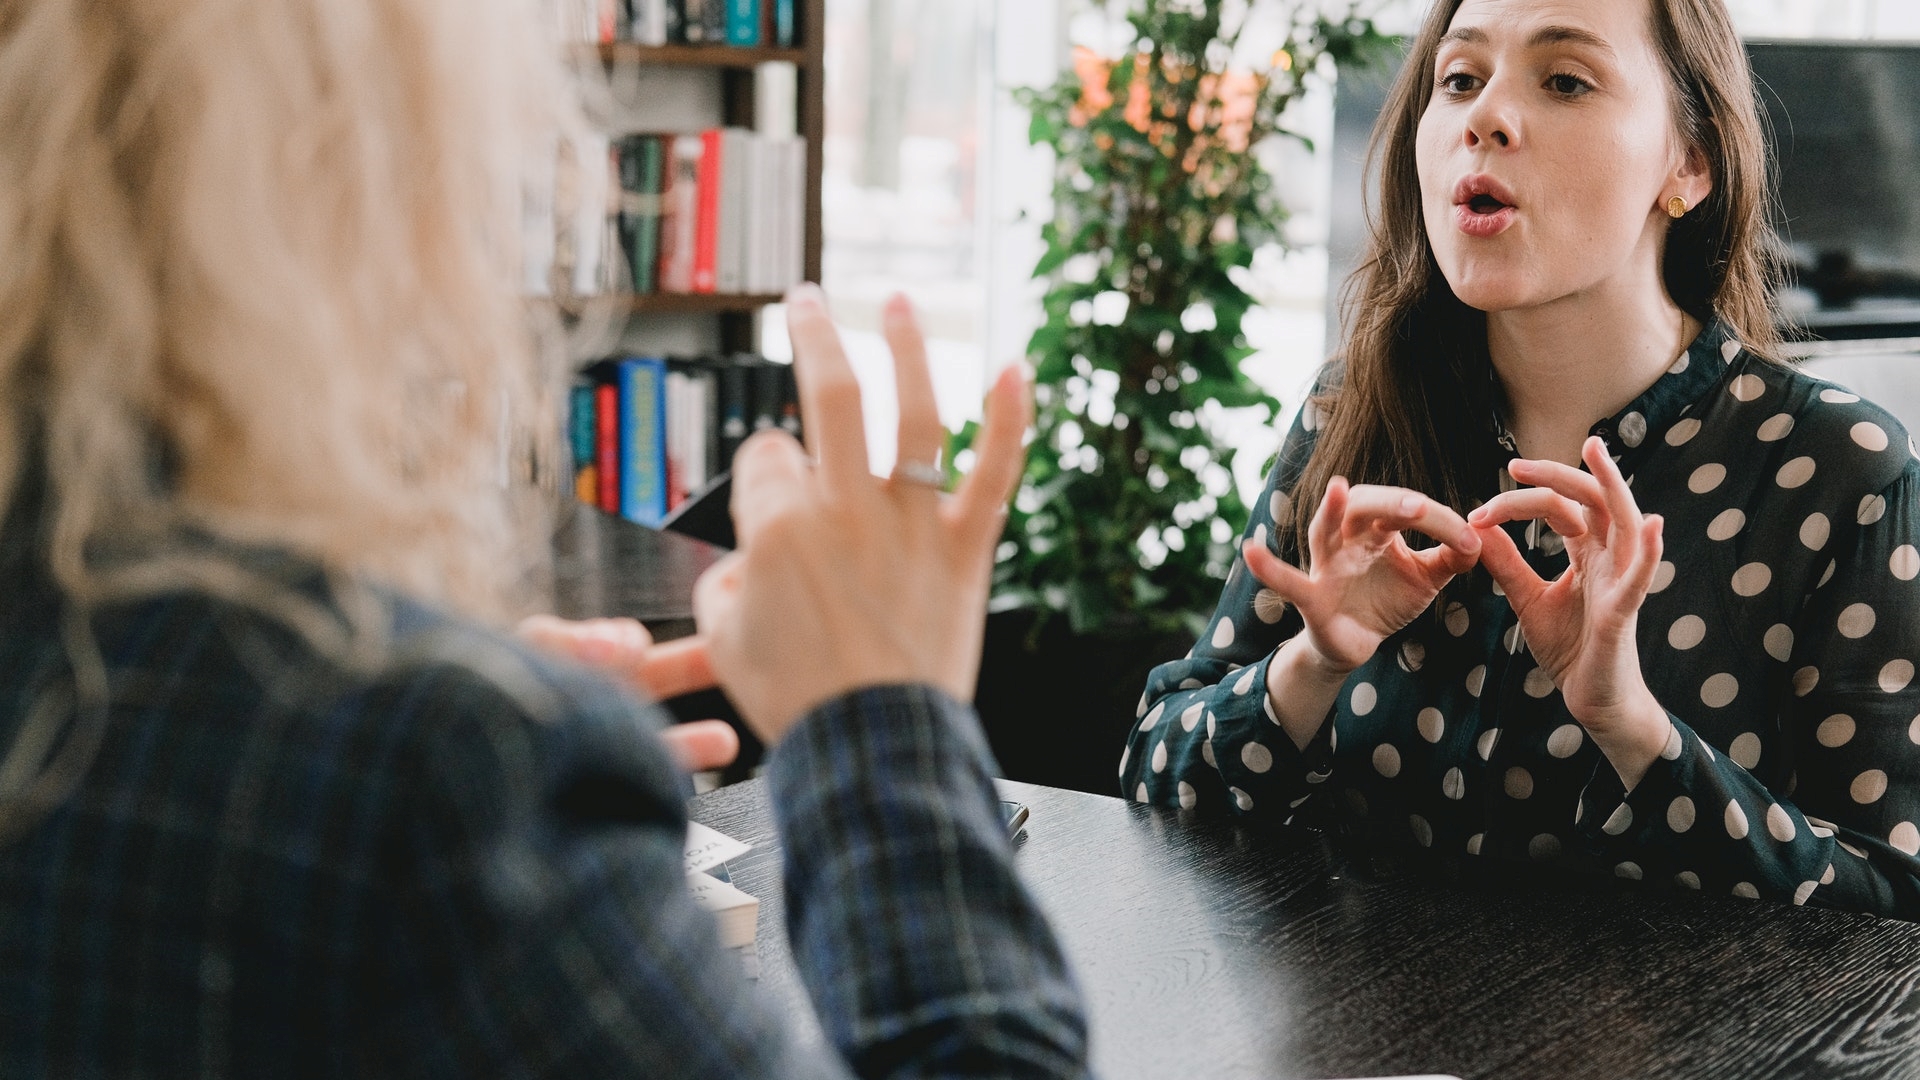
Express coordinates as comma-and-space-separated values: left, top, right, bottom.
1574, 713, 1694, 853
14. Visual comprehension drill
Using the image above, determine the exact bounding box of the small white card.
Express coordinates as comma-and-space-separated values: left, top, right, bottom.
684, 821, 752, 875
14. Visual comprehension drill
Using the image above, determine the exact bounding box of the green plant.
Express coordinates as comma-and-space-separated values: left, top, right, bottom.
956, 0, 1389, 641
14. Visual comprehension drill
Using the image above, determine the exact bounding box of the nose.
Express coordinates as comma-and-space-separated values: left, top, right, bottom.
1463, 79, 1517, 150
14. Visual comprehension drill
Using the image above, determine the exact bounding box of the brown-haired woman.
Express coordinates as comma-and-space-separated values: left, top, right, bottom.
1126, 0, 1920, 918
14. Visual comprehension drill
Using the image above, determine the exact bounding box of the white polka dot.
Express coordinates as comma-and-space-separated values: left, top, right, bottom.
1860, 494, 1888, 526
1668, 796, 1697, 832
1139, 703, 1166, 731
1615, 861, 1643, 880
1466, 833, 1485, 855
1232, 786, 1253, 811
1618, 411, 1647, 447
1372, 743, 1401, 778
1799, 513, 1830, 551
1676, 870, 1701, 890
1118, 745, 1131, 778
1178, 678, 1204, 690
1177, 781, 1197, 809
1807, 815, 1836, 838
1756, 413, 1795, 441
1911, 713, 1920, 745
1729, 374, 1765, 402
1344, 684, 1379, 720
1698, 736, 1717, 762
1529, 834, 1561, 860
1201, 739, 1216, 767
1253, 590, 1287, 624
1767, 803, 1796, 842
1466, 665, 1486, 698
1661, 726, 1684, 760
1136, 782, 1150, 803
1505, 767, 1534, 799
1731, 563, 1773, 597
1764, 624, 1795, 662
1688, 463, 1727, 493
1822, 862, 1836, 884
1852, 421, 1891, 451
1269, 489, 1292, 525
1852, 769, 1889, 804
1407, 710, 1442, 747
1776, 456, 1816, 488
1305, 767, 1328, 784
1523, 667, 1556, 699
1444, 602, 1470, 637
1821, 387, 1861, 404
1233, 667, 1258, 695
1701, 673, 1739, 709
1729, 732, 1762, 770
1894, 546, 1920, 581
1883, 660, 1915, 694
1211, 619, 1236, 649
1547, 724, 1585, 759
1841, 840, 1868, 859
1671, 351, 1692, 374
1732, 882, 1760, 899
1650, 561, 1677, 593
1241, 741, 1273, 774
1668, 615, 1706, 650
1503, 623, 1525, 655
1794, 666, 1820, 696
1707, 509, 1746, 541
1442, 767, 1466, 800
1397, 641, 1426, 673
1838, 603, 1877, 639
1817, 714, 1856, 748
1474, 730, 1499, 763
1666, 417, 1702, 446
1409, 814, 1434, 847
1723, 339, 1744, 363
1820, 560, 1837, 587
1152, 740, 1168, 773
1180, 702, 1205, 731
1603, 804, 1634, 836
1725, 799, 1750, 839
1793, 880, 1818, 906
1892, 822, 1920, 855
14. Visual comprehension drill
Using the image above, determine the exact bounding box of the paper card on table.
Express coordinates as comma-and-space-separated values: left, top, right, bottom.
686, 870, 759, 949
684, 820, 751, 874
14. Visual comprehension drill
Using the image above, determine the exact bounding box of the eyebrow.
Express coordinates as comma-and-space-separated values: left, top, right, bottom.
1439, 24, 1617, 56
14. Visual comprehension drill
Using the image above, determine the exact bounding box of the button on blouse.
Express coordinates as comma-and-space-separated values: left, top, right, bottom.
1123, 321, 1920, 918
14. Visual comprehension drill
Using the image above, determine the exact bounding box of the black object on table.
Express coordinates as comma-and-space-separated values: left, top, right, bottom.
691, 777, 1920, 1080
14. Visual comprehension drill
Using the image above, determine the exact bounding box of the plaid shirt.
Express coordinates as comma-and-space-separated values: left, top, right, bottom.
0, 539, 1089, 1078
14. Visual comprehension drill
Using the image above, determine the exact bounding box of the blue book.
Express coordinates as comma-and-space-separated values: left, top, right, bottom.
773, 0, 793, 46
618, 357, 670, 527
727, 0, 759, 46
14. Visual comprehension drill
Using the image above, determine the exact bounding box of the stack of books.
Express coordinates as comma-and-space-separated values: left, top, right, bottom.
569, 353, 801, 527
684, 821, 760, 977
618, 125, 808, 297
555, 0, 800, 48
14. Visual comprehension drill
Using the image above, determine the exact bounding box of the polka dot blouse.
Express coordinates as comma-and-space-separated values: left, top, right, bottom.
1124, 321, 1920, 918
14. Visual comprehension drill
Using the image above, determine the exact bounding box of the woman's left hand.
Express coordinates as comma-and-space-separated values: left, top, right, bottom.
1467, 436, 1673, 788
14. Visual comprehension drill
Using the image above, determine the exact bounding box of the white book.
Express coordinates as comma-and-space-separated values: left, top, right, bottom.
716, 128, 754, 294
745, 135, 772, 294
568, 131, 611, 297
753, 61, 798, 140
632, 0, 667, 44
780, 135, 807, 288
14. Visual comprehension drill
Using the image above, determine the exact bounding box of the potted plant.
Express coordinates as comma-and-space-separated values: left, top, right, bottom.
964, 0, 1387, 795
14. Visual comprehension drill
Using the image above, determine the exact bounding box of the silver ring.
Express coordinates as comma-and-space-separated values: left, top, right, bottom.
890, 459, 946, 488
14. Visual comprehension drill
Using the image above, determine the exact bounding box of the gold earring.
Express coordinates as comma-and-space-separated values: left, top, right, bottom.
1667, 195, 1688, 219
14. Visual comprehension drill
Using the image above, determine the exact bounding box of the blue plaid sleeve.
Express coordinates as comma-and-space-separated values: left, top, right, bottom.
766, 684, 1092, 1079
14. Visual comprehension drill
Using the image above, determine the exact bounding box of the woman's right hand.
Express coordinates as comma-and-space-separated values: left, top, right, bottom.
1244, 477, 1481, 675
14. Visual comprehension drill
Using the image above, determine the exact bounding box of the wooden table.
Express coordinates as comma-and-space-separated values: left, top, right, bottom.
691, 778, 1920, 1080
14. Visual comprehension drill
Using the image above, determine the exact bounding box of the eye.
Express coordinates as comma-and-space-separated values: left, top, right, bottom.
1546, 72, 1593, 96
1438, 71, 1480, 95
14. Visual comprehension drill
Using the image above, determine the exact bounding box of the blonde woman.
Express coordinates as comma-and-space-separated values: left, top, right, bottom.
0, 0, 1091, 1074
1128, 0, 1920, 918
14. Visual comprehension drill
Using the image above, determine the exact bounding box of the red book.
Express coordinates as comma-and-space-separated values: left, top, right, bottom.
595, 382, 619, 513
692, 129, 723, 294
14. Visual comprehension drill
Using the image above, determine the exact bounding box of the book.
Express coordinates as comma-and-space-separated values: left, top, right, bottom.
629, 0, 667, 43
693, 129, 724, 293
753, 61, 798, 140
726, 0, 760, 46
618, 357, 671, 526
658, 134, 703, 293
569, 384, 598, 505
618, 135, 664, 294
773, 0, 795, 46
594, 380, 620, 513
716, 128, 753, 294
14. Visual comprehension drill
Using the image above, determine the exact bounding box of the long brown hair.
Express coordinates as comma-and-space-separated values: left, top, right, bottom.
1290, 0, 1784, 549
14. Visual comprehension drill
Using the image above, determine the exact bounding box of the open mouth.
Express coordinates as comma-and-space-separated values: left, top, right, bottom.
1467, 194, 1510, 215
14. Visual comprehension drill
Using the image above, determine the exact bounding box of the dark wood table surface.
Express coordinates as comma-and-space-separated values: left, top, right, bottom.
691, 778, 1920, 1080
550, 501, 723, 640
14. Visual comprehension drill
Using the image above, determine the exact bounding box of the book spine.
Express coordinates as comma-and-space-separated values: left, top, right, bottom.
682, 0, 707, 42
595, 381, 620, 513
701, 0, 727, 47
569, 383, 596, 505
693, 129, 723, 294
753, 62, 797, 140
659, 135, 702, 293
717, 359, 752, 469
716, 129, 751, 294
726, 0, 760, 47
773, 0, 794, 47
782, 135, 806, 289
663, 0, 685, 42
666, 369, 690, 510
749, 357, 783, 435
619, 357, 671, 526
598, 0, 618, 42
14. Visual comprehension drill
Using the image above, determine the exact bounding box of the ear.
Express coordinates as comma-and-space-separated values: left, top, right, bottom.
1667, 142, 1713, 213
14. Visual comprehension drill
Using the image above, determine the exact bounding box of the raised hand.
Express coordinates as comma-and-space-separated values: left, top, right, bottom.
516, 614, 739, 772
1244, 476, 1482, 673
691, 286, 1031, 743
1467, 435, 1672, 787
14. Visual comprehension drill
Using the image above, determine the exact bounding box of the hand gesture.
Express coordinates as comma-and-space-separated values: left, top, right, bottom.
516, 615, 739, 772
1467, 436, 1670, 780
1243, 477, 1482, 674
692, 286, 1031, 744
